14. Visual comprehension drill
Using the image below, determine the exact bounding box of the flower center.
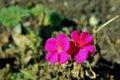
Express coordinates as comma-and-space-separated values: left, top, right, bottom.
76, 43, 81, 50
58, 46, 62, 53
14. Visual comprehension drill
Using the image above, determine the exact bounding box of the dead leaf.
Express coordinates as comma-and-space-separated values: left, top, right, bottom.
24, 50, 33, 64
85, 69, 96, 79
38, 13, 45, 26
12, 34, 31, 48
24, 55, 32, 64
116, 38, 120, 45
0, 32, 9, 47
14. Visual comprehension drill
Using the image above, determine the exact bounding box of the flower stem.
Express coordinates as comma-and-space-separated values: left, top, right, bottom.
96, 15, 119, 33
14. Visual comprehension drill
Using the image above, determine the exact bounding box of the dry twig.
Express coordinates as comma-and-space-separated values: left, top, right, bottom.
104, 32, 119, 56
93, 15, 120, 56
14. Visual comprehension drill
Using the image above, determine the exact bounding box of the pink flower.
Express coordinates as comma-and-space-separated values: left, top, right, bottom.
67, 41, 76, 54
45, 33, 70, 64
70, 30, 95, 63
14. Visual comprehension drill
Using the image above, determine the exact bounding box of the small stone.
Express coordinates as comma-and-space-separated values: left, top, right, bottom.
13, 24, 22, 34
82, 26, 88, 32
63, 1, 68, 6
116, 38, 120, 45
110, 6, 117, 12
23, 21, 31, 27
89, 15, 99, 26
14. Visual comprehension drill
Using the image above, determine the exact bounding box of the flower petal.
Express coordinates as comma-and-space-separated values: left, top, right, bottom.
45, 38, 58, 52
82, 45, 95, 53
67, 41, 76, 54
79, 32, 93, 47
46, 52, 58, 64
58, 51, 69, 64
57, 33, 70, 51
70, 30, 80, 43
74, 49, 89, 63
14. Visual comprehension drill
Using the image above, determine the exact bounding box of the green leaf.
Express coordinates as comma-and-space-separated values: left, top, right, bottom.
0, 6, 30, 27
30, 4, 45, 16
45, 11, 64, 26
51, 31, 58, 37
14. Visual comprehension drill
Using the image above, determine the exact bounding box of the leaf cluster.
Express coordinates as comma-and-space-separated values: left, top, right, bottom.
0, 6, 30, 27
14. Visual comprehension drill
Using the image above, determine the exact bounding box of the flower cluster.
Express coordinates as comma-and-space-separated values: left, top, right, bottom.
45, 30, 95, 64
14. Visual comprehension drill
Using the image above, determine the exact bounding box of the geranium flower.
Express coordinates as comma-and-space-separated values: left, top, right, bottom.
45, 33, 70, 64
70, 30, 95, 63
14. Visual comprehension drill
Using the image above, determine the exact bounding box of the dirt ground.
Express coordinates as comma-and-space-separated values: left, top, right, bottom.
0, 0, 120, 80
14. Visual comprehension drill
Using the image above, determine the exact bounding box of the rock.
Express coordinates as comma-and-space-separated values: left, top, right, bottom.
89, 15, 99, 26
13, 24, 22, 34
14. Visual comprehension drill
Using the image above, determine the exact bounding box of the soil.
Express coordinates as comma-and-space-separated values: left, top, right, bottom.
0, 0, 120, 80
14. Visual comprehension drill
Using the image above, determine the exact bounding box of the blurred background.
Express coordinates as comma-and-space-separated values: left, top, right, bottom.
0, 0, 120, 80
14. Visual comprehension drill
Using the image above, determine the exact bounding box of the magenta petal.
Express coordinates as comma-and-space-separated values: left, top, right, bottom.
82, 45, 95, 53
79, 32, 93, 46
59, 51, 69, 64
57, 33, 70, 51
67, 41, 76, 54
70, 30, 80, 43
74, 49, 88, 63
46, 52, 58, 64
45, 38, 58, 52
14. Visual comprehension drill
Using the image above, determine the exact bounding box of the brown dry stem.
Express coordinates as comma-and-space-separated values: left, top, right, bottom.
104, 30, 119, 56
93, 15, 120, 56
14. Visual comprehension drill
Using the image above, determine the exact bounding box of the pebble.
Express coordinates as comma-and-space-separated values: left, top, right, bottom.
63, 1, 68, 7
110, 6, 117, 12
13, 24, 22, 34
82, 26, 88, 31
23, 21, 31, 27
89, 15, 99, 26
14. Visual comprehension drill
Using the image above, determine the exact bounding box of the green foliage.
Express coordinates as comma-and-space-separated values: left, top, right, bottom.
30, 4, 45, 16
51, 31, 68, 38
8, 64, 39, 80
28, 29, 41, 53
51, 31, 58, 37
29, 4, 64, 26
8, 73, 21, 80
0, 6, 30, 27
44, 11, 64, 26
